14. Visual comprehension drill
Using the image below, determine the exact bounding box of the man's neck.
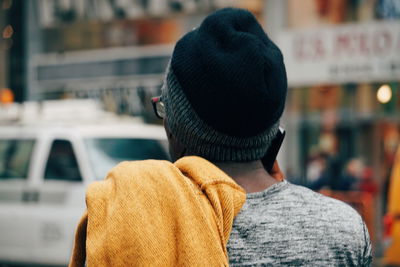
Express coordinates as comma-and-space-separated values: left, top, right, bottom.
213, 160, 278, 193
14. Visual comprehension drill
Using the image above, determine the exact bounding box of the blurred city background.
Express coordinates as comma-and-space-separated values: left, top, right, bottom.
0, 0, 399, 266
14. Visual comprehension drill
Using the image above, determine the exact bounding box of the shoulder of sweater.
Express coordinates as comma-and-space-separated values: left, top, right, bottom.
111, 159, 174, 172
94, 159, 180, 189
106, 159, 177, 177
86, 160, 184, 201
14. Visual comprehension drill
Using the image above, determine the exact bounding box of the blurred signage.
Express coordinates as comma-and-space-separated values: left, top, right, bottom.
33, 45, 172, 81
36, 56, 170, 80
31, 45, 172, 118
277, 22, 400, 86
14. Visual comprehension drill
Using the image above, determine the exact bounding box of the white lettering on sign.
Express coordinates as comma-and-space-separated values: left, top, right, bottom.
277, 22, 400, 86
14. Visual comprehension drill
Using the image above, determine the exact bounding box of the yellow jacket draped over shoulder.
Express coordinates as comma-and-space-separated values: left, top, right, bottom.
69, 156, 246, 267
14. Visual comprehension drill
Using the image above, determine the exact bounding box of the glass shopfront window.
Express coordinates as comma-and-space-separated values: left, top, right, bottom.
285, 82, 399, 189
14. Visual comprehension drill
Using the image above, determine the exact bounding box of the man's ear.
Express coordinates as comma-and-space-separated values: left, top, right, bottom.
167, 130, 173, 139
163, 118, 187, 161
269, 160, 285, 181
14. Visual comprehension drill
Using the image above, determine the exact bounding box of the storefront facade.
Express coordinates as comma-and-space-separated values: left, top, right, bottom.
276, 1, 400, 257
278, 21, 400, 183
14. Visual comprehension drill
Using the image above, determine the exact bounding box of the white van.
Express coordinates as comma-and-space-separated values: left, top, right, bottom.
0, 101, 169, 266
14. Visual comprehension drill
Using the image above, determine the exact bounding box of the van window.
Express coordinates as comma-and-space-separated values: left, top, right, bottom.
44, 140, 82, 182
85, 138, 169, 180
0, 139, 35, 179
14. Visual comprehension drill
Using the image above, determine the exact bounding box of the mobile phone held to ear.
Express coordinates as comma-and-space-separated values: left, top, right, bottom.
262, 126, 285, 173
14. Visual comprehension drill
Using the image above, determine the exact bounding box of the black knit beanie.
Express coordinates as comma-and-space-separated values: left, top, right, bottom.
162, 7, 287, 162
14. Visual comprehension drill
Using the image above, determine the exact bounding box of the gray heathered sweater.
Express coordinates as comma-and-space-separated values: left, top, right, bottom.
227, 180, 372, 266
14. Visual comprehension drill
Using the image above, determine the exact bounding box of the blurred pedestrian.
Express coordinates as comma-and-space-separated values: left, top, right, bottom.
306, 149, 329, 185
308, 155, 342, 190
338, 158, 365, 191
69, 8, 372, 266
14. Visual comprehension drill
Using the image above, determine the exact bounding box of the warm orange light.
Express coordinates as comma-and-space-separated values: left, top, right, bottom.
377, 84, 392, 104
0, 88, 14, 104
2, 25, 13, 39
2, 0, 12, 10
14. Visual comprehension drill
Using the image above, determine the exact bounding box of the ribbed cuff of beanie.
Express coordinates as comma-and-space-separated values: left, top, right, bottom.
161, 64, 279, 162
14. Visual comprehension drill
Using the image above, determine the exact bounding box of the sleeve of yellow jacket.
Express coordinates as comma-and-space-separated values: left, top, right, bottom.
69, 156, 246, 267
